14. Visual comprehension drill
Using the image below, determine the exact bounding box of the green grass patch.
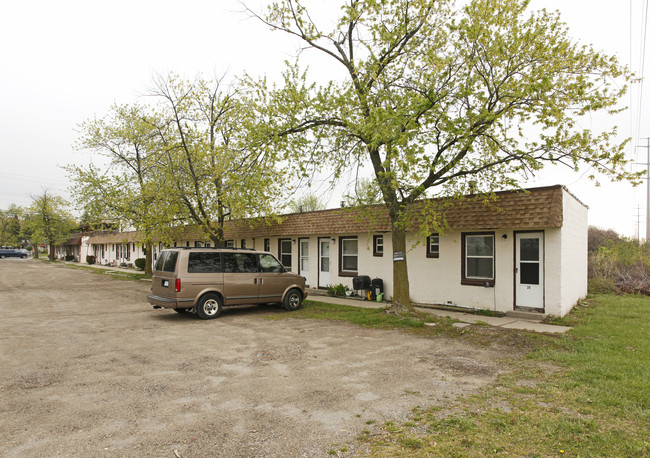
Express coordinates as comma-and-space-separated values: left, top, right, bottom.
271, 299, 440, 330
269, 299, 542, 350
365, 294, 650, 456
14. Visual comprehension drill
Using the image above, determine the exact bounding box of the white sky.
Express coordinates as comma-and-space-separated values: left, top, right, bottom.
1, 0, 648, 238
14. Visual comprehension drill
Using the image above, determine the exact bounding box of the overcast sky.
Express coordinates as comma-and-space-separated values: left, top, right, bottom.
1, 0, 648, 237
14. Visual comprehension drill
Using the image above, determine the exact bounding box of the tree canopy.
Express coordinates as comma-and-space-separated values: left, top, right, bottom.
25, 191, 76, 260
0, 204, 24, 248
68, 103, 169, 274
147, 74, 288, 246
69, 73, 291, 265
288, 192, 326, 213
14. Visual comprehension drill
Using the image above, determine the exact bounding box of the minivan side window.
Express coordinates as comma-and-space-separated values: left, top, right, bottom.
154, 252, 166, 271
223, 253, 258, 273
162, 251, 178, 272
188, 252, 222, 273
259, 254, 284, 273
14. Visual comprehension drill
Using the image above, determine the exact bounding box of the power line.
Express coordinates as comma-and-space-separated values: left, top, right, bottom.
0, 171, 69, 186
636, 0, 650, 145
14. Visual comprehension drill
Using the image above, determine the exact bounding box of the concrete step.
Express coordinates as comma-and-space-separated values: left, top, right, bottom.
505, 310, 544, 321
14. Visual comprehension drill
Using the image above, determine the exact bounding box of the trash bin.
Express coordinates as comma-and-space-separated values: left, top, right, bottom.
353, 275, 371, 291
371, 278, 383, 301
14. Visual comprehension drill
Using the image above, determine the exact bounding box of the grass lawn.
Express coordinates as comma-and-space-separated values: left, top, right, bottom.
284, 295, 650, 456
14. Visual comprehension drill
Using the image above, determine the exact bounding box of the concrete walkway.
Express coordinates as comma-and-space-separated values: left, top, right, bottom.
306, 290, 572, 334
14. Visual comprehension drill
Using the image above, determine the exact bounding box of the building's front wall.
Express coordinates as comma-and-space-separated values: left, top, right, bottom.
86, 226, 582, 317
404, 229, 512, 313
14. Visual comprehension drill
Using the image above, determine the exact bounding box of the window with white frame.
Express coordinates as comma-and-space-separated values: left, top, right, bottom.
373, 235, 383, 257
426, 233, 439, 258
462, 232, 495, 286
339, 237, 358, 276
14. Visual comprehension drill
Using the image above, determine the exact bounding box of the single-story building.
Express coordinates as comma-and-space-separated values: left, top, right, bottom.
53, 233, 82, 261
84, 185, 587, 317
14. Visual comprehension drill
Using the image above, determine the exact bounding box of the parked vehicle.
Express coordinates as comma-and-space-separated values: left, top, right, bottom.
147, 247, 307, 319
0, 248, 29, 259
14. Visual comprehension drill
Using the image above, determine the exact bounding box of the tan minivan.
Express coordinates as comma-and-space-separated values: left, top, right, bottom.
147, 247, 307, 319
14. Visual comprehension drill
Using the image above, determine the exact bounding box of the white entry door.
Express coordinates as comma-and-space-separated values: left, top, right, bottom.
318, 238, 331, 288
515, 232, 544, 310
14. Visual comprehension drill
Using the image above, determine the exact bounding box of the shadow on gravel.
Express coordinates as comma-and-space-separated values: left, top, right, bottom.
147, 302, 290, 322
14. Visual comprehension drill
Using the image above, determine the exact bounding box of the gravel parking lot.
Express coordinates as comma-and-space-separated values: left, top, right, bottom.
1, 260, 517, 457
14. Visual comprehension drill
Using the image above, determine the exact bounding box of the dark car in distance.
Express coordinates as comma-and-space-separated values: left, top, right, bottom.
0, 248, 29, 259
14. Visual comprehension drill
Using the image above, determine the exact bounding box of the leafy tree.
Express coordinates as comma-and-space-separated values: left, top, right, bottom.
288, 192, 326, 212
0, 204, 23, 247
26, 191, 76, 261
148, 74, 287, 246
251, 0, 640, 310
343, 177, 382, 207
68, 103, 171, 274
588, 226, 624, 252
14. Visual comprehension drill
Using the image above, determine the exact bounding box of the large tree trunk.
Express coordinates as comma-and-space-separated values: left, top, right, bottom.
390, 222, 413, 312
145, 242, 153, 276
48, 241, 55, 261
209, 222, 226, 248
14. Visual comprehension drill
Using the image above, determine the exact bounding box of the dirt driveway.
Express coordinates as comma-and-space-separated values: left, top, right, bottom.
1, 260, 517, 457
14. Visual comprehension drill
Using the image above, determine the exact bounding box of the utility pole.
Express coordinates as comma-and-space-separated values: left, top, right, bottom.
646, 137, 650, 242
636, 138, 650, 242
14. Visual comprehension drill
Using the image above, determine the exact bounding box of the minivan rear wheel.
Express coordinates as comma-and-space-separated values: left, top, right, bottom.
283, 288, 303, 311
196, 293, 223, 320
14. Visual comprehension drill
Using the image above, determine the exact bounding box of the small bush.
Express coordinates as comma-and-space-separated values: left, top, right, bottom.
588, 226, 623, 252
327, 283, 347, 296
65, 255, 75, 262
86, 255, 96, 265
134, 258, 146, 270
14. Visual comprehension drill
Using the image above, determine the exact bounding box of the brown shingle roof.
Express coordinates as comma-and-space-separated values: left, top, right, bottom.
60, 233, 83, 246
222, 185, 567, 238
87, 231, 140, 245
87, 185, 573, 244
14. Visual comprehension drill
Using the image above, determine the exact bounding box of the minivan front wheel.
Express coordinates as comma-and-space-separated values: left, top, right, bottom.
283, 289, 303, 311
196, 293, 223, 320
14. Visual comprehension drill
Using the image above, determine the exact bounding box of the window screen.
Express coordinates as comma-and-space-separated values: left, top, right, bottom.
465, 234, 494, 279
341, 237, 358, 272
